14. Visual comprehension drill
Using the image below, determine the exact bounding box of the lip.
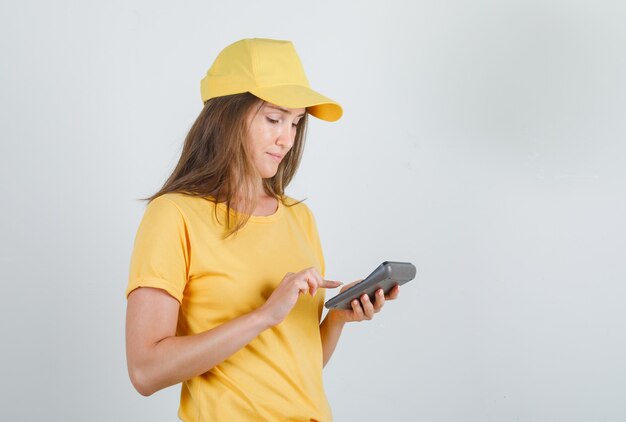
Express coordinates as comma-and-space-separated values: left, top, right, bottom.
266, 152, 284, 162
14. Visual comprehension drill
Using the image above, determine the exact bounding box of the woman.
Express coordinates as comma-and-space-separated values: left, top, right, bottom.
125, 38, 399, 421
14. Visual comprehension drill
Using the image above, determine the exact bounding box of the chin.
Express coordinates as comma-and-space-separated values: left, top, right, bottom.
259, 168, 279, 179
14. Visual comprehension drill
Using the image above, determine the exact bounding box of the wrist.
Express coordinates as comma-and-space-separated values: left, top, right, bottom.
250, 306, 274, 331
325, 310, 348, 327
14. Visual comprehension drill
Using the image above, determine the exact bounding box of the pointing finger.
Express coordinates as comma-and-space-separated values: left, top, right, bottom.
320, 279, 343, 289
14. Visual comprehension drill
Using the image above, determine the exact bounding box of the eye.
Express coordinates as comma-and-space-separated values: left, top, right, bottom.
266, 117, 279, 124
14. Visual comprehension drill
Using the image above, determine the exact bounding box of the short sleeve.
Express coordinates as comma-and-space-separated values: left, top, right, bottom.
126, 196, 190, 303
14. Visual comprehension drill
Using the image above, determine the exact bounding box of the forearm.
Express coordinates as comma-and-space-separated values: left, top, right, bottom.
320, 311, 346, 367
129, 310, 269, 396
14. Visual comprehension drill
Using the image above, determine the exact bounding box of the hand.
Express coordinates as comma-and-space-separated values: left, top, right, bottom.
258, 267, 342, 327
328, 280, 400, 324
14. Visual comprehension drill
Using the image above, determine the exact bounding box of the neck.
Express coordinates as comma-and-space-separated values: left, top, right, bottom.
251, 178, 272, 200
230, 179, 268, 211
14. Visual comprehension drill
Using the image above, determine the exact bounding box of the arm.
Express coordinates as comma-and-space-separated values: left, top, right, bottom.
126, 287, 270, 396
126, 268, 341, 396
320, 310, 346, 367
320, 284, 400, 366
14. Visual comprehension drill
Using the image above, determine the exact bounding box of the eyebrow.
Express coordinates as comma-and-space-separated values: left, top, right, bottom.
265, 104, 306, 118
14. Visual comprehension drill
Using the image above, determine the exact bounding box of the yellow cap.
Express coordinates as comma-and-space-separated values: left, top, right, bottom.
200, 38, 343, 122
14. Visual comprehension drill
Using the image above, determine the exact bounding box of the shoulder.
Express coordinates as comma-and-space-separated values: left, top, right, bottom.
281, 196, 313, 216
134, 194, 189, 233
148, 192, 214, 216
141, 193, 214, 231
150, 192, 200, 207
281, 196, 319, 227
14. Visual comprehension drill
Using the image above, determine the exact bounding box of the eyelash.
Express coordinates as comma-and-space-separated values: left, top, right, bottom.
266, 117, 299, 128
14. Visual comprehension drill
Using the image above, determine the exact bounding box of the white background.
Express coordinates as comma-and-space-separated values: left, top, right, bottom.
1, 1, 625, 421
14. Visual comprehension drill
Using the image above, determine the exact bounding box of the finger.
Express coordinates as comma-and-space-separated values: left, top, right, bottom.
295, 268, 317, 296
320, 279, 342, 289
339, 279, 362, 293
360, 294, 375, 319
373, 289, 386, 312
351, 298, 365, 321
385, 284, 400, 300
306, 268, 324, 296
295, 279, 309, 295
307, 275, 317, 296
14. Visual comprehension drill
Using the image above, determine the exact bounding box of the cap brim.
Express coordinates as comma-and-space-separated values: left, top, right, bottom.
250, 84, 343, 122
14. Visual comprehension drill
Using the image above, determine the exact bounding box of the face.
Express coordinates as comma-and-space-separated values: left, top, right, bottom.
245, 102, 306, 179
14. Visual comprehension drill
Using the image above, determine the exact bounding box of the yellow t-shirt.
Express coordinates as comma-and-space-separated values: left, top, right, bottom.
126, 193, 332, 421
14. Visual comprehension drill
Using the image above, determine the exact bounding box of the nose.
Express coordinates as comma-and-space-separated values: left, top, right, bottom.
276, 123, 295, 149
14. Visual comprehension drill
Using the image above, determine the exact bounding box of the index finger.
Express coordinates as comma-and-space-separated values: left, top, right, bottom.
320, 279, 343, 289
338, 279, 363, 293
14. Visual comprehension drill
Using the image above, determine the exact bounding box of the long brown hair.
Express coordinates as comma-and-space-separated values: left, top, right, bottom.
149, 92, 308, 237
